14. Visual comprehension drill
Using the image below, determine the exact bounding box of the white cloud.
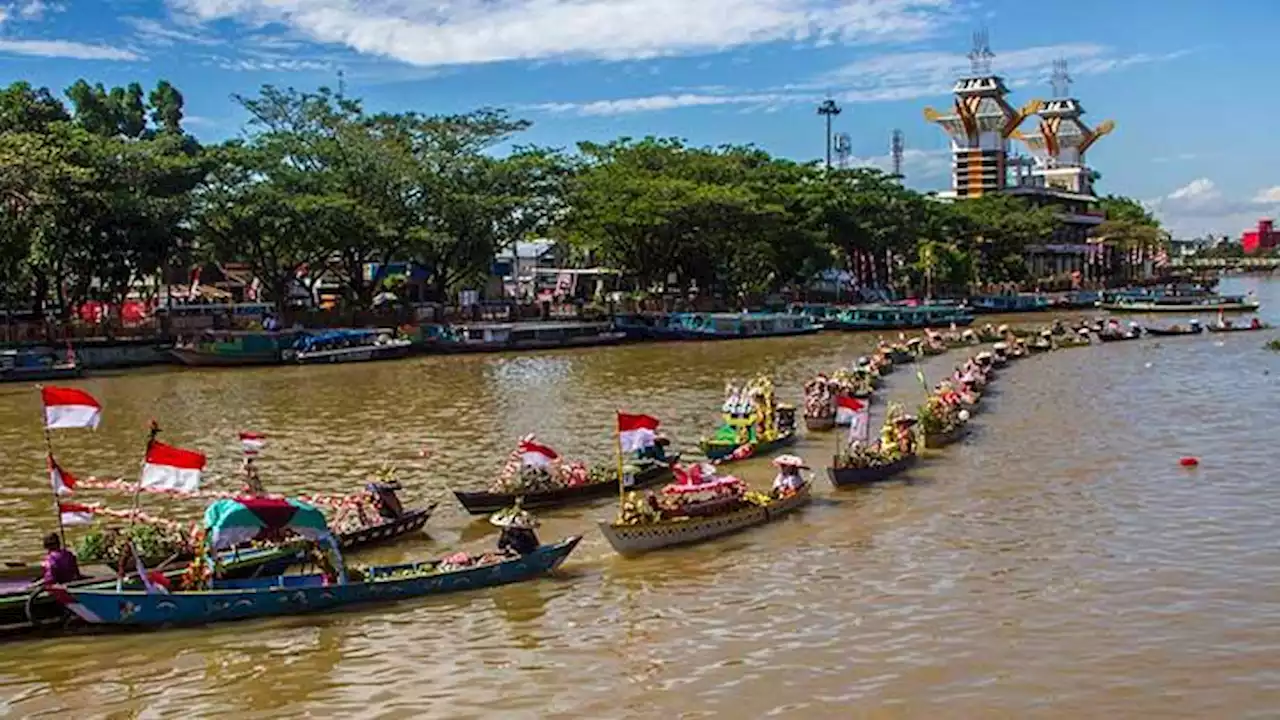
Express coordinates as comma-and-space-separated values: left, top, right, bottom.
0, 38, 141, 60
532, 41, 1177, 116
848, 147, 951, 181
124, 16, 222, 46
5, 0, 60, 21
1150, 177, 1280, 237
167, 0, 953, 67
209, 55, 332, 72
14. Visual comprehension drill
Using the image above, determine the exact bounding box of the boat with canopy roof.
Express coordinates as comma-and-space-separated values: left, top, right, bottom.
50, 497, 581, 628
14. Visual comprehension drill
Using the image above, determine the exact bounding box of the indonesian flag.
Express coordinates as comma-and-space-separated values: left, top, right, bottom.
140, 441, 206, 492
48, 455, 76, 496
58, 502, 95, 526
41, 386, 102, 430
240, 431, 265, 456
617, 413, 660, 453
835, 395, 866, 425
518, 438, 559, 468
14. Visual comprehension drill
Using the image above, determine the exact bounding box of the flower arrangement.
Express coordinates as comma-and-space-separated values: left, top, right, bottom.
76, 522, 194, 566
918, 393, 964, 436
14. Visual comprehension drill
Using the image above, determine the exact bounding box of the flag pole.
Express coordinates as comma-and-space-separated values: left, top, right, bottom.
36, 385, 66, 546
615, 411, 625, 506
129, 420, 161, 528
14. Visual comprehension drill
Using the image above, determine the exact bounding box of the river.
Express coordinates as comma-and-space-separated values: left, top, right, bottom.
2, 276, 1279, 718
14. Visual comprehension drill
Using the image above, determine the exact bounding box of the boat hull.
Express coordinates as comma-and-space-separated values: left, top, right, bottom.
924, 424, 969, 449
1143, 327, 1204, 337
826, 455, 917, 487
700, 431, 796, 462
292, 342, 414, 365
170, 348, 281, 367
452, 461, 675, 515
338, 505, 435, 548
1205, 324, 1270, 333
53, 538, 581, 627
1097, 333, 1141, 342
429, 331, 629, 354
597, 484, 811, 556
804, 416, 835, 431
0, 365, 82, 383
1100, 301, 1260, 313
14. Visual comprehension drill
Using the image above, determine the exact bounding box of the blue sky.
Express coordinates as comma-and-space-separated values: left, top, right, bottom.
1, 0, 1276, 238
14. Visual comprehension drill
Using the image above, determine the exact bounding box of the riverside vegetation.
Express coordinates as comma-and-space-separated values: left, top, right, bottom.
0, 78, 1170, 320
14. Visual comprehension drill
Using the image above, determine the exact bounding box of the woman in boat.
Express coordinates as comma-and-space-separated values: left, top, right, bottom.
41, 532, 81, 585
770, 455, 808, 496
637, 434, 671, 463
491, 500, 541, 557
241, 457, 266, 496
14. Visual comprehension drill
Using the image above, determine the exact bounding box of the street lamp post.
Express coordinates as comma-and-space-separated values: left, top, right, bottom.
817, 98, 842, 169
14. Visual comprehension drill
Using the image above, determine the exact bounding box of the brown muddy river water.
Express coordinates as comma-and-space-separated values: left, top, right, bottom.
2, 277, 1280, 718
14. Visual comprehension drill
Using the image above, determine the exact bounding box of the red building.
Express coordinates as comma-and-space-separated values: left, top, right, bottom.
1242, 219, 1276, 255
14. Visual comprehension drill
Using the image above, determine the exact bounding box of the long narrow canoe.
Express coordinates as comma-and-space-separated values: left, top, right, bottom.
1100, 300, 1260, 313
827, 455, 917, 487
924, 424, 969, 450
1143, 326, 1204, 337
597, 483, 811, 557
452, 459, 677, 515
1205, 323, 1271, 333
52, 537, 582, 628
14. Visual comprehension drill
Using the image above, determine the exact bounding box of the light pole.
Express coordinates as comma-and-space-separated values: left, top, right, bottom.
817, 98, 842, 170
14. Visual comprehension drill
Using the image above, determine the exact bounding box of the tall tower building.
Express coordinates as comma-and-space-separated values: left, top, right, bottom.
1013, 59, 1115, 195
922, 31, 1042, 198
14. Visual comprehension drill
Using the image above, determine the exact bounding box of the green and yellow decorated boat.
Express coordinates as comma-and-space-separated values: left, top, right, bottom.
698, 375, 796, 461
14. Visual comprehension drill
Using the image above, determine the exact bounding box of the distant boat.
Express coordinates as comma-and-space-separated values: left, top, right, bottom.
170, 330, 297, 367
0, 349, 83, 383
1101, 295, 1260, 313
614, 312, 821, 341
420, 320, 627, 353
813, 304, 974, 331
967, 294, 1053, 314
284, 328, 413, 364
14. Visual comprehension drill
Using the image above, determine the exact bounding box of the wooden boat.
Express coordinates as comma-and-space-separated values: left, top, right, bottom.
699, 429, 796, 462
170, 330, 296, 367
420, 321, 628, 353
924, 424, 969, 449
1026, 341, 1052, 353
1206, 323, 1271, 333
1144, 325, 1204, 337
452, 459, 676, 515
887, 348, 914, 364
1098, 332, 1142, 343
0, 349, 82, 383
921, 343, 948, 356
816, 304, 975, 331
1100, 297, 1260, 313
285, 328, 414, 364
597, 483, 811, 556
0, 544, 305, 633
804, 415, 835, 431
338, 503, 436, 547
826, 455, 917, 487
968, 294, 1052, 314
52, 537, 582, 628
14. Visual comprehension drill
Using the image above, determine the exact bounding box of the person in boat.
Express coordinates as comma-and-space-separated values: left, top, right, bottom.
41, 532, 81, 585
770, 455, 808, 496
637, 434, 670, 463
892, 415, 918, 455
1190, 319, 1201, 332
1251, 317, 1263, 329
491, 500, 541, 557
241, 457, 266, 496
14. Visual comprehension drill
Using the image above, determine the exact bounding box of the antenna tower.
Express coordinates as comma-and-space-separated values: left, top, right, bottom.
337, 69, 347, 98
967, 28, 995, 75
1050, 58, 1072, 98
817, 97, 843, 169
890, 130, 905, 178
833, 133, 852, 168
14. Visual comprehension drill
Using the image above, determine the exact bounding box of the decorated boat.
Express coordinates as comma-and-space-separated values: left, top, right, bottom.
802, 374, 837, 431
827, 405, 919, 487
283, 328, 414, 364
990, 342, 1011, 367
1206, 320, 1271, 333
919, 384, 971, 450
50, 497, 582, 628
452, 433, 677, 515
699, 375, 796, 461
1055, 328, 1093, 348
597, 461, 811, 556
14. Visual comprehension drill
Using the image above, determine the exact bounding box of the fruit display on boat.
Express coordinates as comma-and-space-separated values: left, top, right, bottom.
487, 434, 615, 493
832, 402, 918, 470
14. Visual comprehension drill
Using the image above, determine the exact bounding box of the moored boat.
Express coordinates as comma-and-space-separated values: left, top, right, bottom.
1100, 296, 1260, 313
815, 304, 975, 331
419, 321, 627, 353
0, 349, 82, 383
170, 330, 296, 367
285, 328, 414, 364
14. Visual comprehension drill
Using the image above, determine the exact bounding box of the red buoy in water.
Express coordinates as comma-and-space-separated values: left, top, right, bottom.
1180, 457, 1199, 468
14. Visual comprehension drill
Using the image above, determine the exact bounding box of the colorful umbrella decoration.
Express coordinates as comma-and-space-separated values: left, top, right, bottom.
202, 497, 332, 550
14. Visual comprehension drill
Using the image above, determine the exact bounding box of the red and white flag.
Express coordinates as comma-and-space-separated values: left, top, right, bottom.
48, 455, 77, 496
58, 502, 95, 526
239, 431, 265, 456
835, 395, 866, 425
41, 386, 101, 430
617, 413, 660, 453
140, 441, 206, 492
518, 438, 559, 469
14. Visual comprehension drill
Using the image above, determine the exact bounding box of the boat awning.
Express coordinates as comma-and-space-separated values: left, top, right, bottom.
203, 498, 332, 549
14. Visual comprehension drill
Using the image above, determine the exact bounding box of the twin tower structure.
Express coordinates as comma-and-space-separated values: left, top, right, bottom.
923, 32, 1115, 202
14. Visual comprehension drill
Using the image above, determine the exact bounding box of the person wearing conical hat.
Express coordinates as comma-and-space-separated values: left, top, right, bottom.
491, 498, 541, 556
770, 454, 808, 496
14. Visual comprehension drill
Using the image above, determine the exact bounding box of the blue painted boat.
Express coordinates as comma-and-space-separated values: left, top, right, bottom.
699, 429, 796, 462
967, 294, 1053, 314
52, 537, 582, 627
614, 312, 820, 341
801, 304, 975, 331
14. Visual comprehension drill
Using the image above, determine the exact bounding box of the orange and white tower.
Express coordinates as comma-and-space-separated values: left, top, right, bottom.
923, 31, 1042, 198
1013, 59, 1115, 195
